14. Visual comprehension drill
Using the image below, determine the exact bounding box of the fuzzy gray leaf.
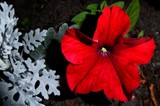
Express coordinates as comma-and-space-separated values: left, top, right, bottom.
29, 27, 56, 60
0, 72, 44, 106
37, 69, 60, 99
24, 58, 60, 100
22, 29, 47, 54
0, 2, 22, 59
56, 23, 68, 41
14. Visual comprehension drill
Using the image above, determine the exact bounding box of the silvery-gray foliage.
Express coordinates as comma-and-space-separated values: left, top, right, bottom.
0, 58, 60, 106
56, 23, 68, 41
29, 23, 78, 61
0, 2, 22, 59
0, 72, 44, 106
29, 27, 56, 60
29, 24, 73, 60
0, 2, 22, 58
24, 58, 60, 99
22, 28, 47, 54
0, 58, 8, 70
0, 2, 60, 106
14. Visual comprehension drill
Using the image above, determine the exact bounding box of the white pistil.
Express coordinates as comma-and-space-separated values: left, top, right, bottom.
101, 47, 107, 53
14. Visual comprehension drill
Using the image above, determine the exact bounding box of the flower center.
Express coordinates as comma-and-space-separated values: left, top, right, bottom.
101, 47, 107, 53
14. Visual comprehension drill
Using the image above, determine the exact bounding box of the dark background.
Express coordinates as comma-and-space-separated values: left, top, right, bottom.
1, 0, 160, 106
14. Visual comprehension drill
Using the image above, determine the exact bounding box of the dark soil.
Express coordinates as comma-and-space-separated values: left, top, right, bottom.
1, 0, 160, 106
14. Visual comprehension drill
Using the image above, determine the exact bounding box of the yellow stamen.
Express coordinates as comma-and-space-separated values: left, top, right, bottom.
101, 47, 107, 53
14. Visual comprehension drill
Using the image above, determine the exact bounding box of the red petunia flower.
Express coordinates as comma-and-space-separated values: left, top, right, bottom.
61, 6, 155, 101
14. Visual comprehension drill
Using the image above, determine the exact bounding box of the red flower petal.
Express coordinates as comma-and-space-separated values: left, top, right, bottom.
61, 28, 97, 64
66, 52, 99, 92
113, 37, 156, 65
93, 7, 110, 44
67, 55, 128, 101
93, 6, 130, 47
109, 54, 140, 99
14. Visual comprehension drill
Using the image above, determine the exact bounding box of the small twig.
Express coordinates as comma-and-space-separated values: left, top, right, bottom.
139, 69, 146, 79
149, 83, 160, 106
140, 79, 146, 84
139, 69, 147, 84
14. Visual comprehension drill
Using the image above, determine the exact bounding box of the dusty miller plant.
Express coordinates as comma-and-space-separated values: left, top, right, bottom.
0, 2, 72, 106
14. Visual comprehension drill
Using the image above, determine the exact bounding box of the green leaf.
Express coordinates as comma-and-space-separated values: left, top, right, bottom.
137, 30, 144, 38
110, 1, 124, 8
90, 11, 97, 15
126, 0, 140, 31
100, 0, 107, 10
71, 11, 89, 27
86, 4, 99, 11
